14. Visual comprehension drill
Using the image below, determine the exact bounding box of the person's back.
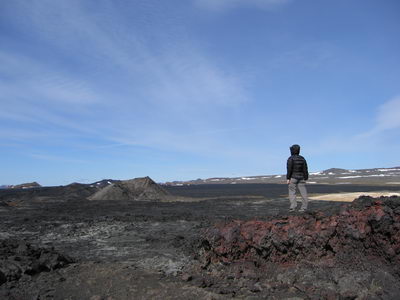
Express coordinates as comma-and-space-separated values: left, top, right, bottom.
286, 144, 309, 212
287, 145, 308, 181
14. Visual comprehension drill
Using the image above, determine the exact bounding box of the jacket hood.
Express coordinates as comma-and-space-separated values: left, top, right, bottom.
290, 144, 300, 155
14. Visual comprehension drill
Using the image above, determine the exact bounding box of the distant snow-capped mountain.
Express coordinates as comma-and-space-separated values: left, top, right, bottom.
164, 167, 400, 186
0, 182, 42, 189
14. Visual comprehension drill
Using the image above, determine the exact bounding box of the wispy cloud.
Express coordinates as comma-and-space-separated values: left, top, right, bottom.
373, 96, 400, 132
28, 153, 89, 164
194, 0, 291, 11
267, 42, 335, 70
0, 0, 250, 159
358, 96, 400, 138
310, 96, 400, 156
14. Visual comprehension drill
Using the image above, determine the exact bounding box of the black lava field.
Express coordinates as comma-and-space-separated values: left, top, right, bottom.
1, 183, 400, 299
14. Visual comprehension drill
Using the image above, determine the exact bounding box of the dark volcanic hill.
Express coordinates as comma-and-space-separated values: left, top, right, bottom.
88, 176, 170, 201
10, 182, 41, 189
0, 179, 118, 205
0, 177, 169, 205
0, 183, 97, 205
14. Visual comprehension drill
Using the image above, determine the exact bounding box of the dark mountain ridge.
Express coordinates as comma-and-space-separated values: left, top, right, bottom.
0, 177, 170, 205
164, 167, 400, 186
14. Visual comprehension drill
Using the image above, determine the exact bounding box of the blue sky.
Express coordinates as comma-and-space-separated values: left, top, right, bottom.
1, 0, 399, 185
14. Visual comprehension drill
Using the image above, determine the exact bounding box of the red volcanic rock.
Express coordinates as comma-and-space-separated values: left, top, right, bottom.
201, 196, 400, 269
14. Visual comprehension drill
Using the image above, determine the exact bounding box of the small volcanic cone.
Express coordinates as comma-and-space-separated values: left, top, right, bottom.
88, 176, 169, 201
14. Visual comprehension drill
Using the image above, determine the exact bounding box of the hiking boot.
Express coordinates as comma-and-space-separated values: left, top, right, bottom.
289, 208, 296, 212
299, 208, 307, 212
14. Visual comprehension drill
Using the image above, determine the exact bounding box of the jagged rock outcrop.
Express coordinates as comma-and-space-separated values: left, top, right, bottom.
201, 196, 400, 266
88, 176, 170, 201
189, 196, 400, 298
0, 239, 72, 285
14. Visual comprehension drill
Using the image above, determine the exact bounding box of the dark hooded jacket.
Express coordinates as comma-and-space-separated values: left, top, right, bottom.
287, 145, 309, 180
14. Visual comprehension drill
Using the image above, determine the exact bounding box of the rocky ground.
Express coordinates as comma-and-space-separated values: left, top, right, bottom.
0, 184, 399, 299
193, 196, 400, 299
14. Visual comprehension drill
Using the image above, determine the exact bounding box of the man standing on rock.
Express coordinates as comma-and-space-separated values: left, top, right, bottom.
286, 144, 309, 212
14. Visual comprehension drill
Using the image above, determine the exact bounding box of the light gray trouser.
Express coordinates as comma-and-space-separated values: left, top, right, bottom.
289, 178, 308, 210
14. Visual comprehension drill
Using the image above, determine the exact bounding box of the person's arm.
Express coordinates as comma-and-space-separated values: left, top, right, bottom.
304, 159, 309, 180
287, 157, 293, 182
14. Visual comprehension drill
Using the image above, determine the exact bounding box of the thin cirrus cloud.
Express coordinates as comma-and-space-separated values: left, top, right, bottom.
28, 153, 89, 164
0, 0, 249, 157
374, 96, 400, 132
312, 96, 400, 155
356, 96, 400, 139
194, 0, 292, 11
0, 51, 102, 140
